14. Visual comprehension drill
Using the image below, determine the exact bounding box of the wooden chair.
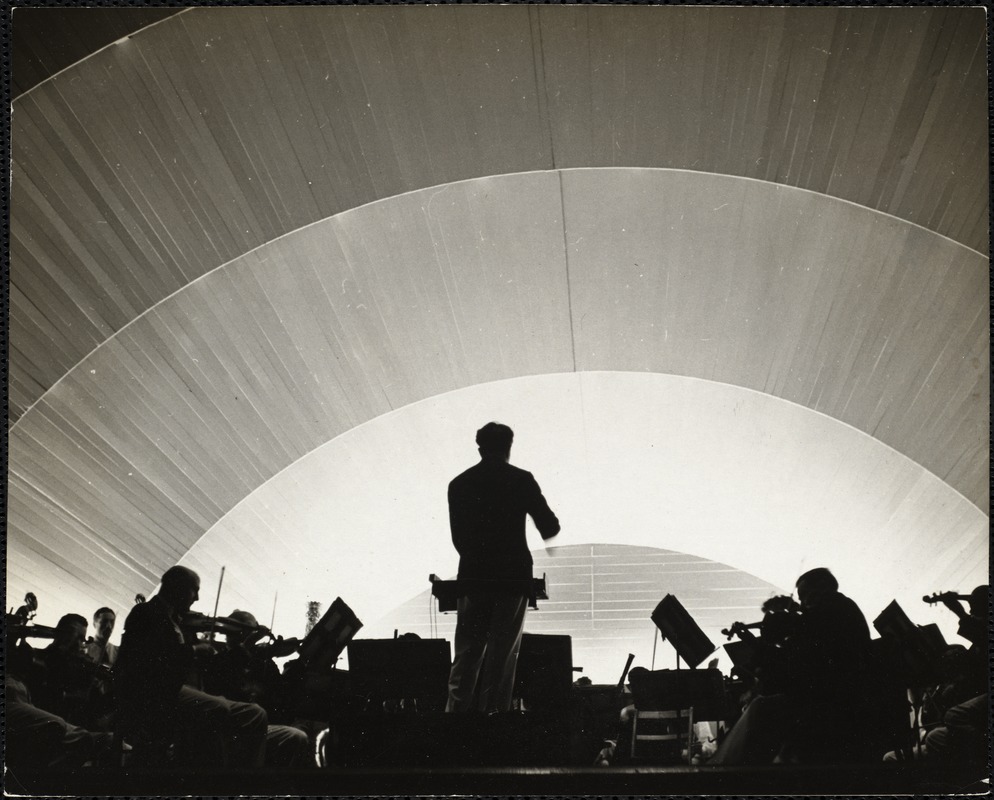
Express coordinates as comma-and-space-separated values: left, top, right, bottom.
630, 704, 695, 763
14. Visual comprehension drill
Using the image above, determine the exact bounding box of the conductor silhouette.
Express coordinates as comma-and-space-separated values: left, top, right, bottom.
445, 422, 560, 713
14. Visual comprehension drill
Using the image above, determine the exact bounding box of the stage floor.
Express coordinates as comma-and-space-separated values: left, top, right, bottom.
6, 762, 989, 797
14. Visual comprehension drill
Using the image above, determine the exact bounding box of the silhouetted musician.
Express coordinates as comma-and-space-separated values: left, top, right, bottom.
445, 422, 560, 713
924, 585, 989, 652
711, 567, 872, 765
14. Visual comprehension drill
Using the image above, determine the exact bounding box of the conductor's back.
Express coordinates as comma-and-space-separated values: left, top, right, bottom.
449, 458, 560, 581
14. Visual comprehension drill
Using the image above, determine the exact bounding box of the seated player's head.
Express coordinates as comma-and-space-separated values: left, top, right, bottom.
54, 613, 89, 653
967, 585, 988, 620
92, 607, 116, 642
795, 567, 838, 608
224, 609, 259, 646
159, 565, 201, 614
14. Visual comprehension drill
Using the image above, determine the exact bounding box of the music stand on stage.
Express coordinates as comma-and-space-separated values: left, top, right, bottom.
872, 600, 945, 687
295, 597, 363, 673
347, 638, 451, 712
650, 594, 717, 669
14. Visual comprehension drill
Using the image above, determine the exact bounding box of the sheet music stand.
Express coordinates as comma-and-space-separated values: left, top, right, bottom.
872, 600, 943, 687
650, 594, 717, 669
347, 638, 450, 712
295, 597, 363, 673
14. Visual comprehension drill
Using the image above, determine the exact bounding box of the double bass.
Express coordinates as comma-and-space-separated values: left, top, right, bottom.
5, 592, 58, 681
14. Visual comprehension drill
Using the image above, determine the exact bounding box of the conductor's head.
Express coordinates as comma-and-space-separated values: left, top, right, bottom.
477, 422, 513, 462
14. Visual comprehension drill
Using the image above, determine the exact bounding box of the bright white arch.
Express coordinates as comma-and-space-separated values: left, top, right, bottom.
181, 371, 987, 647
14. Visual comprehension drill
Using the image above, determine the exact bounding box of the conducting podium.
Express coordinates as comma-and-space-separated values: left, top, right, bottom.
428, 573, 549, 612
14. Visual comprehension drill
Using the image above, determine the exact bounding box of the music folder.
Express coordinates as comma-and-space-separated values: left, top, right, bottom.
295, 597, 363, 673
650, 594, 717, 668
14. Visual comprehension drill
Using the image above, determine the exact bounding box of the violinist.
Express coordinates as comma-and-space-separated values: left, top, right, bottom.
889, 584, 988, 765
5, 612, 116, 771
115, 566, 269, 768
29, 614, 96, 725
721, 594, 802, 701
927, 585, 989, 653
201, 610, 290, 722
711, 567, 871, 765
783, 567, 873, 760
217, 609, 311, 765
916, 586, 988, 710
115, 566, 311, 769
85, 607, 119, 668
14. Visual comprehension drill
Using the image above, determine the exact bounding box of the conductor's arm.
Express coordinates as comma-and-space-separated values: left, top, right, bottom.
448, 481, 468, 555
527, 474, 560, 541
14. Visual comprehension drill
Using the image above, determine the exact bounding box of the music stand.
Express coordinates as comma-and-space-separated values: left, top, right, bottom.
295, 597, 363, 673
723, 637, 761, 678
872, 600, 943, 687
650, 594, 717, 669
347, 638, 451, 711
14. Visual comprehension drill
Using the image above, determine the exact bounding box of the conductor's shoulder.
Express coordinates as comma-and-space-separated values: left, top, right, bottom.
449, 461, 532, 485
448, 464, 480, 492
449, 465, 475, 485
505, 463, 534, 481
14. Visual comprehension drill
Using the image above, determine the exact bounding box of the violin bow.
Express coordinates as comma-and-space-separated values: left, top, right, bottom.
209, 565, 226, 641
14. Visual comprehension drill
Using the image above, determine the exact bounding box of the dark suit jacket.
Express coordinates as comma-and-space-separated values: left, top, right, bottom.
448, 458, 560, 581
116, 596, 194, 713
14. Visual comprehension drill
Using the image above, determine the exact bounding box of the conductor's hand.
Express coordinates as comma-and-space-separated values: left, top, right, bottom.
543, 533, 561, 556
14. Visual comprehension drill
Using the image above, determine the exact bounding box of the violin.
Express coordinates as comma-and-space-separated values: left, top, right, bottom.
923, 591, 974, 624
193, 616, 302, 717
180, 612, 301, 659
254, 636, 302, 659
181, 611, 272, 640
721, 621, 762, 641
77, 655, 114, 684
923, 592, 970, 605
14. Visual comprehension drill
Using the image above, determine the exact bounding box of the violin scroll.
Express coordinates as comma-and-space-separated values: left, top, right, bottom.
6, 592, 58, 642
721, 621, 761, 641
10, 592, 38, 626
922, 591, 967, 605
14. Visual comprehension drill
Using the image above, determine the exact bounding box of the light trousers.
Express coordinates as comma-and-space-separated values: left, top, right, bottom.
446, 592, 528, 713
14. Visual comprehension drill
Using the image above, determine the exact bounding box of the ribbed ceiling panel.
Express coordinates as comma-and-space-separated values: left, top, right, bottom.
562, 171, 989, 506
10, 6, 987, 421
11, 7, 183, 97
7, 171, 988, 621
